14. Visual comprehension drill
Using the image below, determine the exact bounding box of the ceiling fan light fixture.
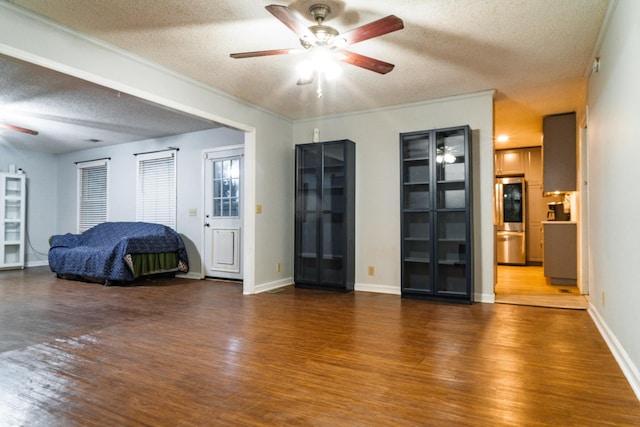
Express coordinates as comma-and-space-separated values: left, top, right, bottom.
230, 4, 404, 86
297, 59, 316, 81
322, 60, 342, 80
300, 48, 342, 81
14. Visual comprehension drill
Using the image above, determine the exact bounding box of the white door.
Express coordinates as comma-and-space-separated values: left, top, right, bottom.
204, 147, 243, 280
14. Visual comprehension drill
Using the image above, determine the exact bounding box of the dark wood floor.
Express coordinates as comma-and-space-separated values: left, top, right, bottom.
1, 267, 639, 426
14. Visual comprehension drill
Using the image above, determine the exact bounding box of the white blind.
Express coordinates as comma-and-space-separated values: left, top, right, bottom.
136, 150, 176, 229
78, 159, 108, 232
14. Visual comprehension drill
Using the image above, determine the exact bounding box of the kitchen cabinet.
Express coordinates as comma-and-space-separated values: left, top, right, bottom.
1, 172, 26, 269
524, 147, 542, 185
294, 139, 355, 291
400, 125, 473, 303
543, 112, 576, 192
543, 222, 576, 285
495, 149, 524, 176
527, 221, 543, 262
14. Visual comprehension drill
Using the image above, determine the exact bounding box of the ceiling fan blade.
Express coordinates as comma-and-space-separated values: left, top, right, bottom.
340, 15, 404, 45
337, 51, 395, 74
230, 48, 300, 59
0, 123, 39, 135
265, 4, 316, 42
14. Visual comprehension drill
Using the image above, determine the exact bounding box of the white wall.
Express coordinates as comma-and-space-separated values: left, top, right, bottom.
55, 128, 243, 275
292, 91, 496, 301
0, 3, 294, 293
586, 0, 640, 398
0, 146, 58, 266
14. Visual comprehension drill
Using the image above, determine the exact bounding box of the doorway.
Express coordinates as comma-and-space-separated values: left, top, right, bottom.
203, 146, 244, 281
493, 146, 586, 309
495, 265, 587, 309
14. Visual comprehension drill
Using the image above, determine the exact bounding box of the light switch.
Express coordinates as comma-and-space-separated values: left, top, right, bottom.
256, 204, 262, 214
189, 208, 197, 216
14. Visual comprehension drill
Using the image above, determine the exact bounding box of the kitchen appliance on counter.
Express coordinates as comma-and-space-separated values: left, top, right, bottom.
547, 202, 570, 221
495, 177, 526, 265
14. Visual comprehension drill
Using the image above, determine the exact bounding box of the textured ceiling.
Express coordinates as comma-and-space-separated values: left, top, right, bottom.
2, 0, 609, 152
0, 54, 222, 154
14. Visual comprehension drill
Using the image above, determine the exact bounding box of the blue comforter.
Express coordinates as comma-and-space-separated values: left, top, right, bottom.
48, 222, 189, 282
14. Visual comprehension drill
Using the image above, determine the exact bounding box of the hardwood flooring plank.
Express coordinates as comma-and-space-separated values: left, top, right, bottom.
0, 267, 638, 426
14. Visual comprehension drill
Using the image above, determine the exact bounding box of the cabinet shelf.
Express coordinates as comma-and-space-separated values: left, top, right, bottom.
404, 257, 429, 263
438, 260, 466, 266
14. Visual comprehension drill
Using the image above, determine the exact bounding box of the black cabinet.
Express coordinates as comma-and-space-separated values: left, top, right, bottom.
294, 140, 355, 291
400, 126, 473, 303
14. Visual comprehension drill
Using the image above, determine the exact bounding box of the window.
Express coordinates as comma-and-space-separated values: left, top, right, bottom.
136, 150, 176, 229
213, 157, 240, 217
77, 159, 109, 232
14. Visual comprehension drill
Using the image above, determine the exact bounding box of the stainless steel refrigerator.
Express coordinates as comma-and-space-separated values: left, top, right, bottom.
495, 177, 526, 265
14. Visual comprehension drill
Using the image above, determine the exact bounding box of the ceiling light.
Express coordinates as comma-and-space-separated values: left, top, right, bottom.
297, 47, 343, 97
497, 134, 509, 142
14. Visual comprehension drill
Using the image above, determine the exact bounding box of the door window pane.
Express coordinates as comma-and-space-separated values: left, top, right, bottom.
213, 157, 241, 217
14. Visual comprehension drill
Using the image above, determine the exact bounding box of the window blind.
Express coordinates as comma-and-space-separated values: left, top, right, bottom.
78, 159, 108, 232
136, 151, 176, 229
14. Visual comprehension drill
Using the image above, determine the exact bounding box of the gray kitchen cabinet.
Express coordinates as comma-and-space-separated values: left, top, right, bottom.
543, 112, 576, 192
524, 147, 542, 185
526, 183, 544, 263
543, 222, 577, 285
527, 221, 543, 262
495, 149, 524, 176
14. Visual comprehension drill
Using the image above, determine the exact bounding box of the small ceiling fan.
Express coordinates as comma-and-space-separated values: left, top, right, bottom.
230, 4, 404, 85
0, 122, 38, 136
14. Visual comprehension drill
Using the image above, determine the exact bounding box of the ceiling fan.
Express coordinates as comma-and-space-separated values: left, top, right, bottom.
0, 122, 38, 136
230, 4, 404, 86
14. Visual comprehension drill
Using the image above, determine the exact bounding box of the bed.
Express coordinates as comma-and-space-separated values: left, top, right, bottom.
48, 222, 189, 285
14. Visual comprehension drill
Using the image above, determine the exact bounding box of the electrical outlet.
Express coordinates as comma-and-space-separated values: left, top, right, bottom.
602, 291, 605, 307
368, 265, 375, 276
276, 261, 281, 273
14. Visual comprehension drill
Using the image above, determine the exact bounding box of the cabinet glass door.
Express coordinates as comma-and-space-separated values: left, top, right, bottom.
402, 133, 430, 210
436, 129, 467, 209
402, 212, 431, 291
401, 134, 432, 291
296, 145, 321, 282
321, 143, 345, 284
435, 211, 468, 294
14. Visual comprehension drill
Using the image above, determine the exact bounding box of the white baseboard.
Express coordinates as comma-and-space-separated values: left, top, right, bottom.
355, 282, 401, 295
26, 260, 49, 268
588, 303, 640, 401
474, 292, 496, 303
177, 272, 202, 280
253, 277, 293, 294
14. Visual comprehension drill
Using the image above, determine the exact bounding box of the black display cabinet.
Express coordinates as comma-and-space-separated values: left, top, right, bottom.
294, 139, 355, 291
400, 126, 473, 303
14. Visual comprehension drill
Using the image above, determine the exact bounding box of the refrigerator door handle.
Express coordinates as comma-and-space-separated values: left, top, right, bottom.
495, 182, 504, 228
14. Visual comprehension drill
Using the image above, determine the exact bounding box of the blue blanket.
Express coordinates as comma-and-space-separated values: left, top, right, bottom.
48, 222, 189, 282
